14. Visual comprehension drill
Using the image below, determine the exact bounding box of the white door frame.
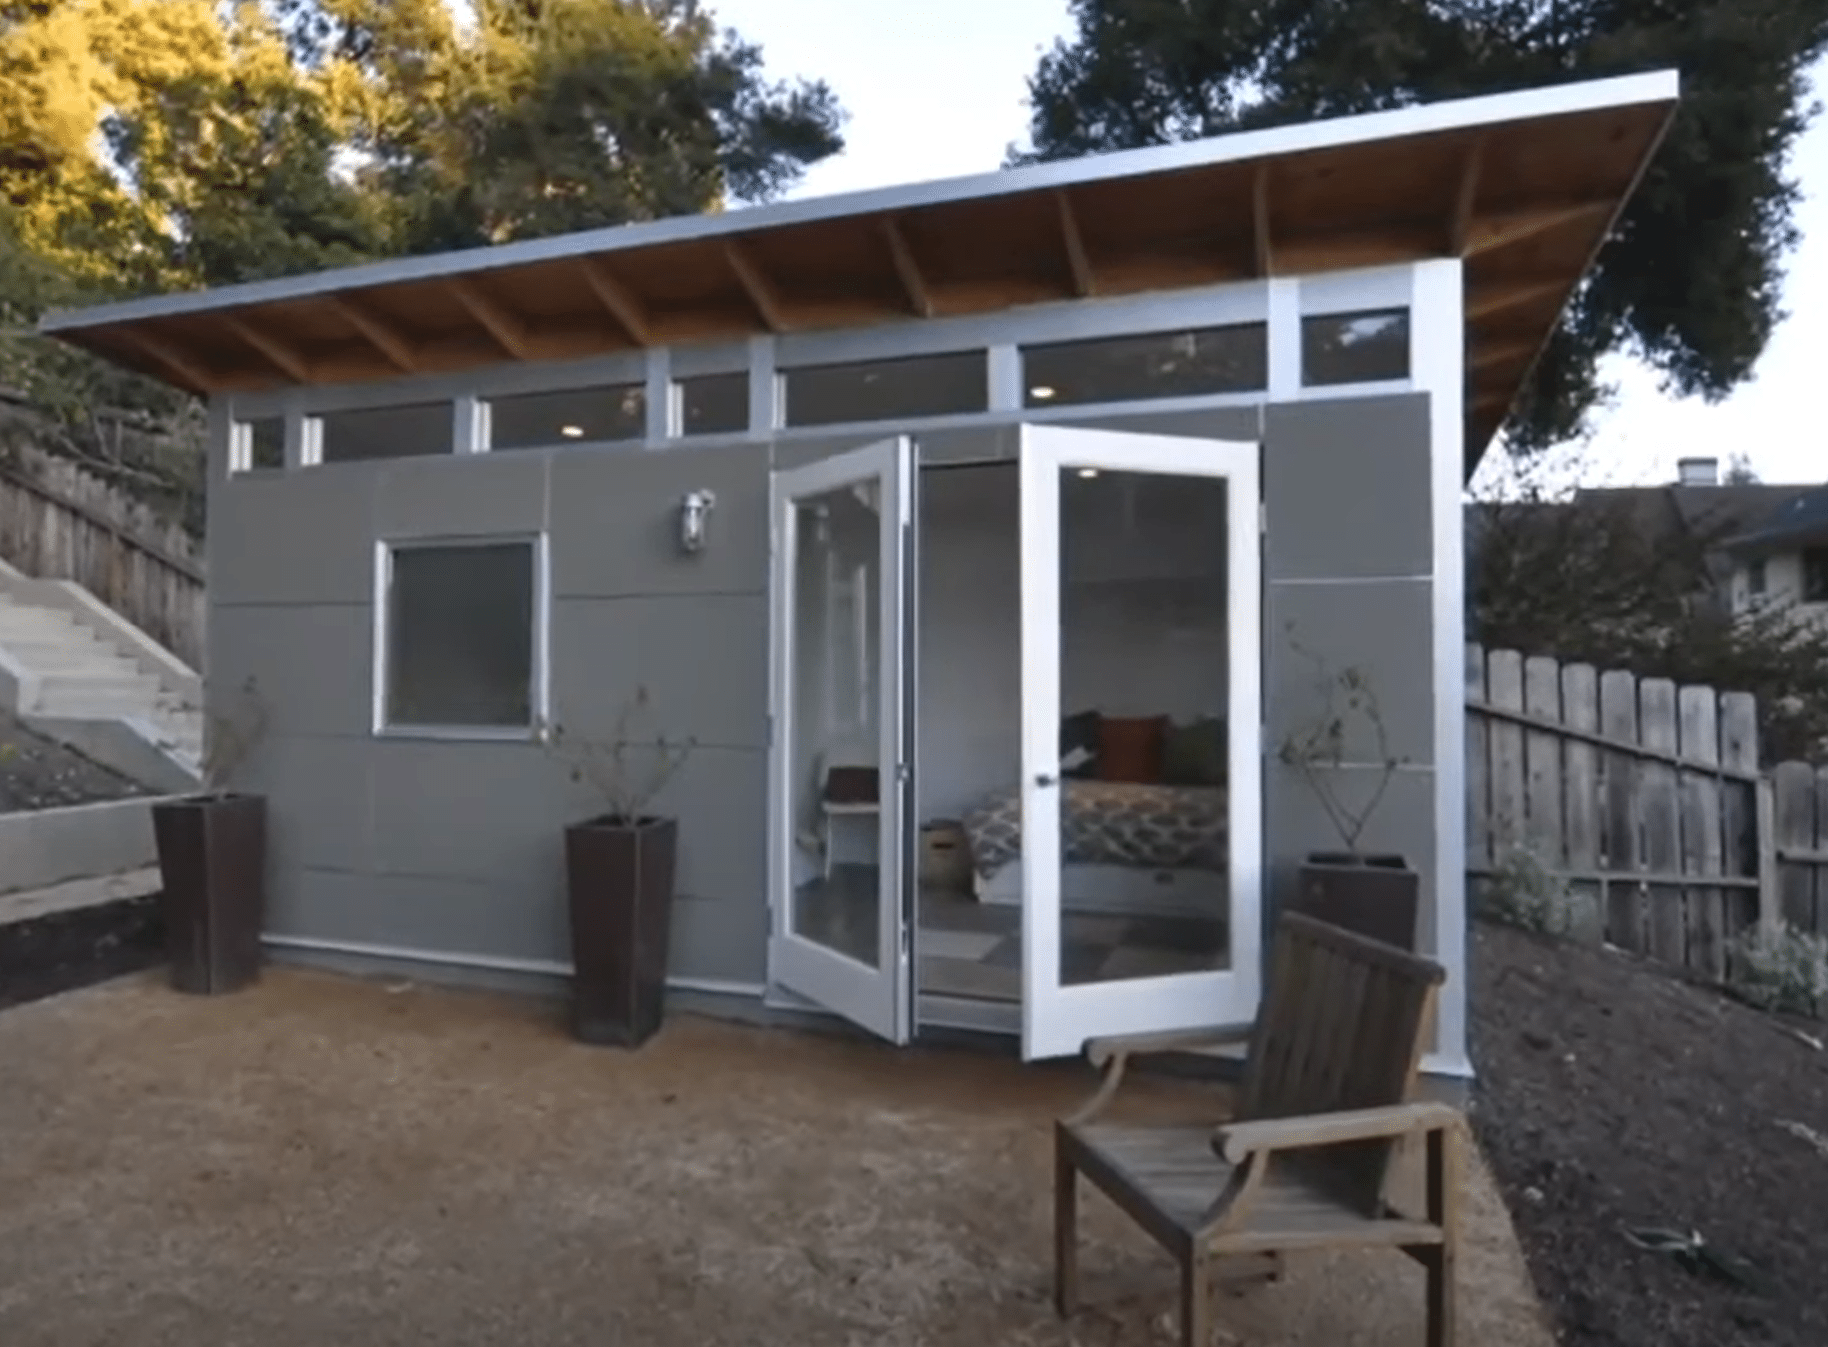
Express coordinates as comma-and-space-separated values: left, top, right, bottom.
766, 437, 913, 1043
1018, 425, 1264, 1061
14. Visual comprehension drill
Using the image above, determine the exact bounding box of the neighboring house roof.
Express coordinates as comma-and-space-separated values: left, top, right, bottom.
39, 70, 1681, 474
1723, 483, 1828, 555
1466, 481, 1821, 598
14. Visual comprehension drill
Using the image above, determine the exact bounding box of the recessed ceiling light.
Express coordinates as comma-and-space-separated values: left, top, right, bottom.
560, 425, 585, 438
1077, 468, 1099, 479
1030, 385, 1056, 400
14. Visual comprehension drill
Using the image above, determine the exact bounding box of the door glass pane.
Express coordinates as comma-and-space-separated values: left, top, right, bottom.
787, 480, 884, 967
1056, 467, 1232, 984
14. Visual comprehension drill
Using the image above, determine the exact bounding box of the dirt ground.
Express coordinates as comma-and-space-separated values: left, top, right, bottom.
1469, 920, 1828, 1347
0, 712, 147, 812
0, 968, 1552, 1347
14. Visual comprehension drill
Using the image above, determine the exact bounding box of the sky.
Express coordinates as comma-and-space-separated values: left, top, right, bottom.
704, 0, 1828, 494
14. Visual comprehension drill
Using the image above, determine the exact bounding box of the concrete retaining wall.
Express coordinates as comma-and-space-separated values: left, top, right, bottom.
0, 795, 179, 896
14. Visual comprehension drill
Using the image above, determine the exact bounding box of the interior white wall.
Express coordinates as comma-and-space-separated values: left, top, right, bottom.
915, 462, 1231, 826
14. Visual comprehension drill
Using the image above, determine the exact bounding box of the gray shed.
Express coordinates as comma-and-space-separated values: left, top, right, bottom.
42, 70, 1680, 1075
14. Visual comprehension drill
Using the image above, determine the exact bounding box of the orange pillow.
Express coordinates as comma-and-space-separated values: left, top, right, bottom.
1097, 715, 1168, 784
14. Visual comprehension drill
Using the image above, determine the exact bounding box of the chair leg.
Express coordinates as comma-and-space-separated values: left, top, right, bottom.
1180, 1252, 1212, 1347
1053, 1146, 1078, 1318
1421, 1246, 1456, 1347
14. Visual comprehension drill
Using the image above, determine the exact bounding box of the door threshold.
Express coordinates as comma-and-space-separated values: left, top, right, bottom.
916, 992, 1018, 1037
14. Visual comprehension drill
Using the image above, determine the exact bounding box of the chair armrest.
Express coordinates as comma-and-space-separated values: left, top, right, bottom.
1215, 1101, 1461, 1164
1085, 1024, 1253, 1069
1064, 1026, 1253, 1127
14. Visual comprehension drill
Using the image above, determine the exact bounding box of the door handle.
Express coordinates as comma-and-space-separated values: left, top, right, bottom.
1035, 772, 1059, 788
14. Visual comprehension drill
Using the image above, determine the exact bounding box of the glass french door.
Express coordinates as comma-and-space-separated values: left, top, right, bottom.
1017, 425, 1263, 1061
766, 437, 913, 1043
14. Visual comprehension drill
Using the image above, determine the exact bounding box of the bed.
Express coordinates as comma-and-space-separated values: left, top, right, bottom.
960, 779, 1229, 919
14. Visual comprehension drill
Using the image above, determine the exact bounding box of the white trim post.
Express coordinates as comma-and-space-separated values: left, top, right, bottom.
1411, 256, 1470, 1077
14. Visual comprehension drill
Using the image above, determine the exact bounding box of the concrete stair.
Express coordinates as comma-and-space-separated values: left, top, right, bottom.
0, 585, 202, 791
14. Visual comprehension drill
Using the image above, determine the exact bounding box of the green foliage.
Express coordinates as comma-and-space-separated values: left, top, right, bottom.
1481, 844, 1581, 936
1471, 489, 1828, 761
0, 0, 843, 535
1730, 921, 1828, 1016
1016, 0, 1828, 454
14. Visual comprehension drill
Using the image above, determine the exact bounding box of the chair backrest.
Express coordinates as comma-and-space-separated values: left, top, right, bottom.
1235, 912, 1446, 1212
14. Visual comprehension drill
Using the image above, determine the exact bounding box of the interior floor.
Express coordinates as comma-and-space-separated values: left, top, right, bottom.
794, 865, 1227, 1006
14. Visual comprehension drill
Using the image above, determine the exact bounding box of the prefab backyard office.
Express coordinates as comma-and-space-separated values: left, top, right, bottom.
42, 71, 1680, 1076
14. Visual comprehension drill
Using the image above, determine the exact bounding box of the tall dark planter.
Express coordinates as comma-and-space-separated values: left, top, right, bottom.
1290, 852, 1419, 952
564, 814, 678, 1047
151, 793, 267, 995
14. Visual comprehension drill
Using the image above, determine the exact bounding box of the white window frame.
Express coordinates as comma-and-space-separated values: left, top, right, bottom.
371, 532, 551, 740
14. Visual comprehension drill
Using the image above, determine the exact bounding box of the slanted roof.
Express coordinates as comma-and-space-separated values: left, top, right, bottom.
1725, 484, 1828, 555
40, 70, 1679, 471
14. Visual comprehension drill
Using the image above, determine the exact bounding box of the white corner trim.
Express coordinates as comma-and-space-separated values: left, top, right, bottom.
1412, 257, 1468, 1071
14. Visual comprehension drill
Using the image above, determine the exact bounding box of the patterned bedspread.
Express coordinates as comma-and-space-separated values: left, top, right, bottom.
960, 780, 1228, 880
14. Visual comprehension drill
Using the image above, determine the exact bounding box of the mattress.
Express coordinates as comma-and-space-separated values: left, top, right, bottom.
960, 780, 1228, 880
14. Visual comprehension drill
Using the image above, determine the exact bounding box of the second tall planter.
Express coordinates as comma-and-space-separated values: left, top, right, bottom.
151, 793, 267, 995
564, 814, 678, 1047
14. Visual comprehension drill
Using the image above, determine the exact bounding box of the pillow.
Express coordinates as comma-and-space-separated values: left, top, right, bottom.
1162, 717, 1228, 787
1098, 715, 1168, 784
1059, 709, 1102, 779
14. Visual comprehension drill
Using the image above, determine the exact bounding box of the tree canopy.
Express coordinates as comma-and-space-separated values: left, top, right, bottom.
0, 0, 843, 527
1016, 0, 1828, 454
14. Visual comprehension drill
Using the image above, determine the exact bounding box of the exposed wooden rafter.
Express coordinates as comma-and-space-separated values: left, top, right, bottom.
725, 240, 788, 333
1471, 337, 1538, 373
580, 259, 650, 346
328, 296, 418, 373
880, 216, 933, 319
1252, 162, 1274, 276
448, 278, 532, 360
115, 328, 214, 392
1462, 200, 1612, 256
1449, 139, 1484, 256
222, 315, 309, 383
1055, 191, 1096, 297
1465, 277, 1566, 323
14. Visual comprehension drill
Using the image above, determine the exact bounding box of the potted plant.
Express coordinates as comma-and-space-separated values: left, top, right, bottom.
1276, 635, 1418, 951
542, 686, 696, 1048
151, 675, 269, 994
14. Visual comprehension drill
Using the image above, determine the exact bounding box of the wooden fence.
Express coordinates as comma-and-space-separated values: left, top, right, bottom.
1467, 644, 1828, 983
0, 441, 205, 670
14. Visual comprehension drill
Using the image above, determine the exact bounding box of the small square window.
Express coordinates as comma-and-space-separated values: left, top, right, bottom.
380, 540, 540, 731
1023, 325, 1267, 407
489, 384, 645, 450
233, 417, 284, 472
676, 372, 749, 436
320, 403, 452, 463
1748, 558, 1768, 596
1301, 308, 1411, 386
1803, 547, 1828, 604
783, 351, 986, 428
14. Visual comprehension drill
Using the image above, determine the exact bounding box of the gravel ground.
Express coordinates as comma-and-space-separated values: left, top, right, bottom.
0, 712, 147, 812
0, 968, 1553, 1347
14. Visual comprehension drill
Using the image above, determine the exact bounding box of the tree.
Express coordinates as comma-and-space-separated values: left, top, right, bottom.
1470, 481, 1828, 760
1, 0, 844, 289
1016, 1, 1828, 456
0, 0, 845, 534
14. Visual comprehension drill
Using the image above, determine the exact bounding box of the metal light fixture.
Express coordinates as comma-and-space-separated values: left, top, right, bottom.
679, 489, 717, 554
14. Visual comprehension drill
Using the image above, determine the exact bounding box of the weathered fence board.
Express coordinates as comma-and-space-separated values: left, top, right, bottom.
1468, 644, 1828, 985
0, 441, 204, 669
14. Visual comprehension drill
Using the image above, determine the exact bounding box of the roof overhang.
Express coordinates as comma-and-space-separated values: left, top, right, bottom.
41, 70, 1679, 472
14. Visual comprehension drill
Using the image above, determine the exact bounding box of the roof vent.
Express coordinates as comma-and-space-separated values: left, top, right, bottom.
1677, 457, 1719, 487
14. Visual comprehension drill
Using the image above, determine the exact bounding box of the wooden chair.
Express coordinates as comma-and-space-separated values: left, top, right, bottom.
1054, 912, 1462, 1347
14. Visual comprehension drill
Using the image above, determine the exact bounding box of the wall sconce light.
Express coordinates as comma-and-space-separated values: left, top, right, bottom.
679, 489, 717, 554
